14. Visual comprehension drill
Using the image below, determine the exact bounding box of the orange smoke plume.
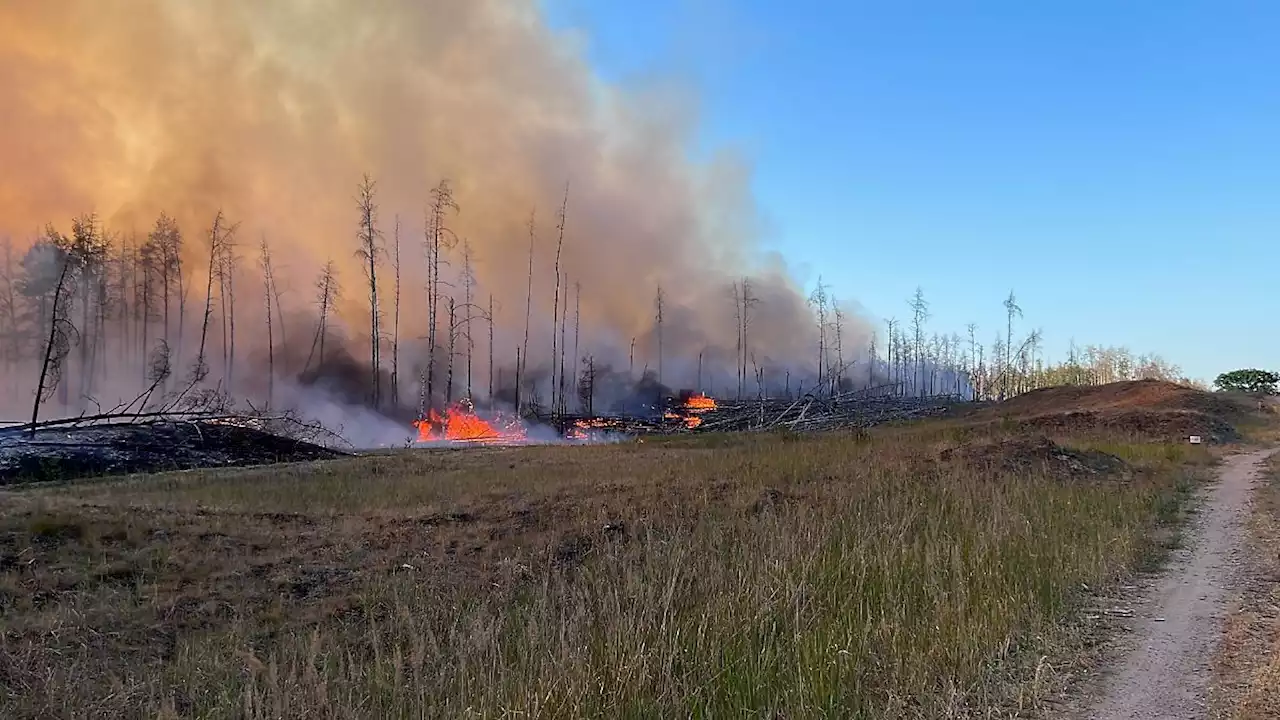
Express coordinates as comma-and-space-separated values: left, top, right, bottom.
0, 0, 860, 401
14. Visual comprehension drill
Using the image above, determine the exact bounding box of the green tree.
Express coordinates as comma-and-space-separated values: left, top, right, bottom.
1213, 368, 1279, 395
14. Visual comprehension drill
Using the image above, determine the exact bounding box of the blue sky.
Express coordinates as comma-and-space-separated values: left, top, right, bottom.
542, 0, 1280, 381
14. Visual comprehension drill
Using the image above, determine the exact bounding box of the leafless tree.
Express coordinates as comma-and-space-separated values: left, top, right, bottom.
966, 323, 979, 399
654, 283, 665, 386
557, 272, 569, 415
68, 215, 109, 403
355, 174, 384, 408
391, 215, 402, 405
908, 287, 929, 397
29, 226, 81, 434
488, 294, 495, 405
259, 234, 279, 407
0, 237, 17, 403
306, 260, 340, 372
808, 277, 831, 393
193, 211, 235, 387
424, 179, 459, 412
578, 354, 596, 416
149, 213, 182, 358
833, 296, 846, 392
550, 184, 569, 412
741, 278, 758, 399
572, 281, 580, 413
462, 240, 475, 400
1002, 290, 1022, 399
866, 329, 877, 388
885, 318, 897, 391
518, 208, 536, 412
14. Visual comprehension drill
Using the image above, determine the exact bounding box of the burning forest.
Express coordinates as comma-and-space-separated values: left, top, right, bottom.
0, 0, 1074, 482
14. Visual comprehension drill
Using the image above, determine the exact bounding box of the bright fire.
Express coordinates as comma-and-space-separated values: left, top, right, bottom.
662, 393, 719, 429
414, 400, 527, 444
683, 393, 717, 411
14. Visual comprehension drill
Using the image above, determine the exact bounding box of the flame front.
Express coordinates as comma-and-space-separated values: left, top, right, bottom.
415, 402, 527, 444
683, 393, 717, 411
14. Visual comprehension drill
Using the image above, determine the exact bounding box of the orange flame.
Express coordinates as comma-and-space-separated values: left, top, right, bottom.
414, 401, 527, 444
683, 393, 717, 411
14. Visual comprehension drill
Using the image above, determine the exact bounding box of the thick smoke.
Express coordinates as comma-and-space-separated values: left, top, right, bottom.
0, 0, 871, 434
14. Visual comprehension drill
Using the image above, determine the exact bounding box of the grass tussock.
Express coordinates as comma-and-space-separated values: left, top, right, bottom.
0, 425, 1210, 719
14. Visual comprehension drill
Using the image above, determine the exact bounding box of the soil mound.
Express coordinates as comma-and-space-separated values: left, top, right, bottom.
938, 435, 1129, 481
976, 380, 1245, 419
964, 380, 1248, 443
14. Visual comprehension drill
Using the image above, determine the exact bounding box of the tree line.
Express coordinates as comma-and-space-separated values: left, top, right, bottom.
0, 181, 1199, 428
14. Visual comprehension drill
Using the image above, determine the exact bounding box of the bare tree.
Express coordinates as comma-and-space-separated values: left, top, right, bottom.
866, 329, 876, 388
741, 278, 758, 399
355, 174, 383, 408
425, 179, 460, 412
391, 215, 402, 405
572, 281, 580, 413
832, 296, 845, 392
259, 234, 278, 407
306, 260, 340, 372
68, 215, 109, 403
446, 296, 456, 403
732, 281, 742, 398
654, 283, 665, 386
558, 272, 569, 416
149, 213, 182, 355
29, 227, 80, 434
808, 277, 830, 392
193, 211, 234, 386
885, 318, 897, 391
1002, 290, 1022, 399
578, 354, 596, 416
462, 240, 475, 400
0, 237, 18, 404
966, 323, 978, 399
518, 208, 536, 413
488, 294, 495, 405
550, 185, 569, 412
908, 287, 929, 397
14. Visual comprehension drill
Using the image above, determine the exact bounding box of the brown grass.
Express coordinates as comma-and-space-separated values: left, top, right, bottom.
1212, 453, 1280, 719
0, 420, 1215, 719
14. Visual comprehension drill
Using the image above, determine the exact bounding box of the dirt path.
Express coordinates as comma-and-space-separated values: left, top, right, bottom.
1078, 448, 1276, 720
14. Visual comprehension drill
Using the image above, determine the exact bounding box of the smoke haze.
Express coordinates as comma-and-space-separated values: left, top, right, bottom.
0, 0, 870, 429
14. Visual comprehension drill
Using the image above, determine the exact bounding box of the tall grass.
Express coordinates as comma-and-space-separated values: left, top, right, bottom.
128, 436, 1201, 719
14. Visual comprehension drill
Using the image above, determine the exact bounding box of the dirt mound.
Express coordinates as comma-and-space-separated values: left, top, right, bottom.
939, 435, 1129, 481
1018, 409, 1241, 444
973, 380, 1246, 420
963, 381, 1248, 443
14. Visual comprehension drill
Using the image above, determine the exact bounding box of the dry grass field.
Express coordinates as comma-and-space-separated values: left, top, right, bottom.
0, 381, 1260, 719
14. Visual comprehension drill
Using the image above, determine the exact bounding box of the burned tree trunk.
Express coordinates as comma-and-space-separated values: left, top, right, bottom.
558, 271, 568, 416
356, 174, 383, 409
259, 235, 277, 408
488, 294, 495, 406
519, 209, 535, 413
391, 215, 402, 405
550, 186, 568, 413
572, 281, 580, 413
425, 179, 459, 412
30, 229, 77, 435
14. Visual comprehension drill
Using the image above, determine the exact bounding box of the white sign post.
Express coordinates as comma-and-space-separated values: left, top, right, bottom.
1189, 435, 1203, 445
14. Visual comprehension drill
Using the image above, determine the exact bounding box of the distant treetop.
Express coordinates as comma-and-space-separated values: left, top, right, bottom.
1213, 369, 1279, 395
